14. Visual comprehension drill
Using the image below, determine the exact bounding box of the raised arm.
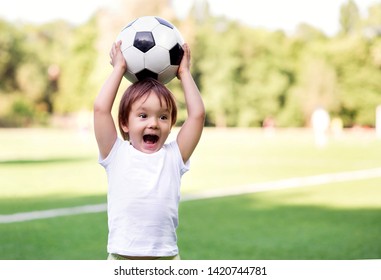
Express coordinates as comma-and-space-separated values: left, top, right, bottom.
94, 41, 126, 159
176, 44, 205, 163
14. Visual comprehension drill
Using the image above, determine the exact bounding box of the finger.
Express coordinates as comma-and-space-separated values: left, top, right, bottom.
110, 43, 116, 58
183, 43, 190, 60
182, 43, 187, 53
115, 40, 122, 52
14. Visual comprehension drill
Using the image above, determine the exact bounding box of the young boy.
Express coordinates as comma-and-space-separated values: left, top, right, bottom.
94, 41, 205, 260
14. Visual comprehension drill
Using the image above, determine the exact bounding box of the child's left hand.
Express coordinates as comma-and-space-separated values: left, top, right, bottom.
177, 43, 191, 80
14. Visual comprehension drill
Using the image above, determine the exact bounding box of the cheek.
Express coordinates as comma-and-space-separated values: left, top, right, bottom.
163, 124, 172, 135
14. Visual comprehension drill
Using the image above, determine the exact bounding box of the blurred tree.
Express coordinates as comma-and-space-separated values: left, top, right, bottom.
339, 0, 361, 35
54, 18, 98, 113
290, 36, 339, 125
365, 2, 381, 27
21, 21, 72, 113
195, 19, 245, 127
295, 23, 327, 41
327, 36, 381, 126
0, 19, 25, 92
238, 29, 294, 127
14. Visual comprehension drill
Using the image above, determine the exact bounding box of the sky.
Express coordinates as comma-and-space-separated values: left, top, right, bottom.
0, 0, 380, 36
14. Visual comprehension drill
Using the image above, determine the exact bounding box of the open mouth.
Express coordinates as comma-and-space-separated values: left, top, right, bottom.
143, 134, 159, 144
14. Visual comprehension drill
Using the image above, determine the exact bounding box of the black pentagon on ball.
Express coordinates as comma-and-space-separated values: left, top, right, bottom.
169, 43, 184, 65
134, 31, 155, 53
155, 17, 174, 29
135, 69, 159, 81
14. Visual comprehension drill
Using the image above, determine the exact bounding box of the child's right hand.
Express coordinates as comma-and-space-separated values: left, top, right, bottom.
109, 41, 127, 72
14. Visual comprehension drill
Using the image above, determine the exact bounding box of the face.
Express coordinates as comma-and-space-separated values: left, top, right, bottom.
121, 91, 172, 153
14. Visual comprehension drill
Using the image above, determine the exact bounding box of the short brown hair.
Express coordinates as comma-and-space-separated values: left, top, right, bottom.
118, 78, 177, 140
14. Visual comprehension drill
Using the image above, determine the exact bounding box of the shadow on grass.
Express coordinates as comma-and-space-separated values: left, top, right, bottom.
178, 194, 381, 260
0, 157, 93, 165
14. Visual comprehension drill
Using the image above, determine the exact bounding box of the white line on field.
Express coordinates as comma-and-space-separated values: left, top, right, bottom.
1, 167, 381, 224
182, 167, 381, 201
0, 204, 107, 224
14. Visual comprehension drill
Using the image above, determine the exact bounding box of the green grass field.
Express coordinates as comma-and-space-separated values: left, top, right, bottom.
0, 128, 380, 259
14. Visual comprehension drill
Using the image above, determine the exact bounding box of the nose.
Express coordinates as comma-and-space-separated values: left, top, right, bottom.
148, 117, 158, 129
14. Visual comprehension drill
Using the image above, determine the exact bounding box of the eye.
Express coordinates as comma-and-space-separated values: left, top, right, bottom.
139, 113, 147, 119
160, 115, 168, 120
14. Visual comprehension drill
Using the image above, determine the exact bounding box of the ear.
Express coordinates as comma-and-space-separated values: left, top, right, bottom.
121, 124, 129, 133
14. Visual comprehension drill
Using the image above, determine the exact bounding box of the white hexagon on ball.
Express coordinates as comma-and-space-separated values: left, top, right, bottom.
117, 27, 136, 52
158, 65, 179, 84
122, 47, 145, 73
152, 25, 178, 50
145, 46, 170, 73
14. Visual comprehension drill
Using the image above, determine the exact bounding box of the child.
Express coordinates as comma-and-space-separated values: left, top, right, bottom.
94, 41, 205, 260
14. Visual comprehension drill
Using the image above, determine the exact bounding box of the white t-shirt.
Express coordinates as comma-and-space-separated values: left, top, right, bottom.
99, 138, 189, 257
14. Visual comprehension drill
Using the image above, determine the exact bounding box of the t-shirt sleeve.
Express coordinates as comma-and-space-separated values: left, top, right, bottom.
98, 138, 123, 168
168, 141, 190, 176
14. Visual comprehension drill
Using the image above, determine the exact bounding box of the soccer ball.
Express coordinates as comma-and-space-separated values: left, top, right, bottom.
116, 16, 184, 84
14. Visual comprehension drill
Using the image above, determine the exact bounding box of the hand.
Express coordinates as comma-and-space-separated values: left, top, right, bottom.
109, 40, 127, 71
177, 43, 191, 80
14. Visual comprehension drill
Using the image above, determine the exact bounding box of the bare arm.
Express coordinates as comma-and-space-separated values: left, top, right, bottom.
176, 44, 205, 163
94, 41, 126, 159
